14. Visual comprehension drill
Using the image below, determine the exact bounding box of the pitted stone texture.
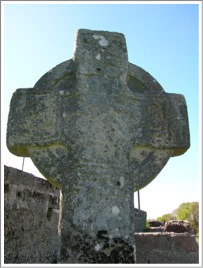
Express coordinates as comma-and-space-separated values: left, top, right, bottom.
164, 220, 194, 233
7, 72, 189, 191
73, 29, 128, 77
58, 227, 135, 264
4, 166, 59, 263
134, 232, 198, 264
7, 29, 190, 263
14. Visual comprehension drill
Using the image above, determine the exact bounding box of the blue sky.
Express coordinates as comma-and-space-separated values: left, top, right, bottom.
2, 2, 201, 219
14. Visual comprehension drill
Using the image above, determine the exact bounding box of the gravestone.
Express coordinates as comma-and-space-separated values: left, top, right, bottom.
7, 29, 190, 263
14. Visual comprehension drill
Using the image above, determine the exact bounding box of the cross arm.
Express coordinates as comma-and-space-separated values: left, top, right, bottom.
130, 91, 190, 191
138, 92, 190, 156
6, 88, 62, 157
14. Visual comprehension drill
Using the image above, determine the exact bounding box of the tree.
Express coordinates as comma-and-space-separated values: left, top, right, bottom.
157, 213, 177, 222
174, 202, 199, 235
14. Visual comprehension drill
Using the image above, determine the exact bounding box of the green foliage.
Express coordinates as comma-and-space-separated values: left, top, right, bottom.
174, 202, 190, 220
174, 202, 199, 235
156, 202, 199, 235
196, 233, 199, 244
157, 213, 177, 222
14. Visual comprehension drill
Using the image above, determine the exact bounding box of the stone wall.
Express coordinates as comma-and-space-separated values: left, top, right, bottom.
4, 166, 199, 264
134, 208, 147, 232
4, 165, 60, 263
134, 232, 199, 264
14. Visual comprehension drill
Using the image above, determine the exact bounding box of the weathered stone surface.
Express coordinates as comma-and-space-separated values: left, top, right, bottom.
164, 220, 193, 233
134, 209, 147, 232
4, 165, 60, 263
7, 29, 190, 263
134, 232, 199, 264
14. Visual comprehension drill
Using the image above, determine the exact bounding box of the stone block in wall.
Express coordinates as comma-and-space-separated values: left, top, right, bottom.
134, 232, 199, 264
164, 220, 194, 233
4, 165, 60, 263
134, 208, 147, 232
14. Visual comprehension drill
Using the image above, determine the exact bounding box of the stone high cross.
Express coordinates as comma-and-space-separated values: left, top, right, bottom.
7, 29, 190, 263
